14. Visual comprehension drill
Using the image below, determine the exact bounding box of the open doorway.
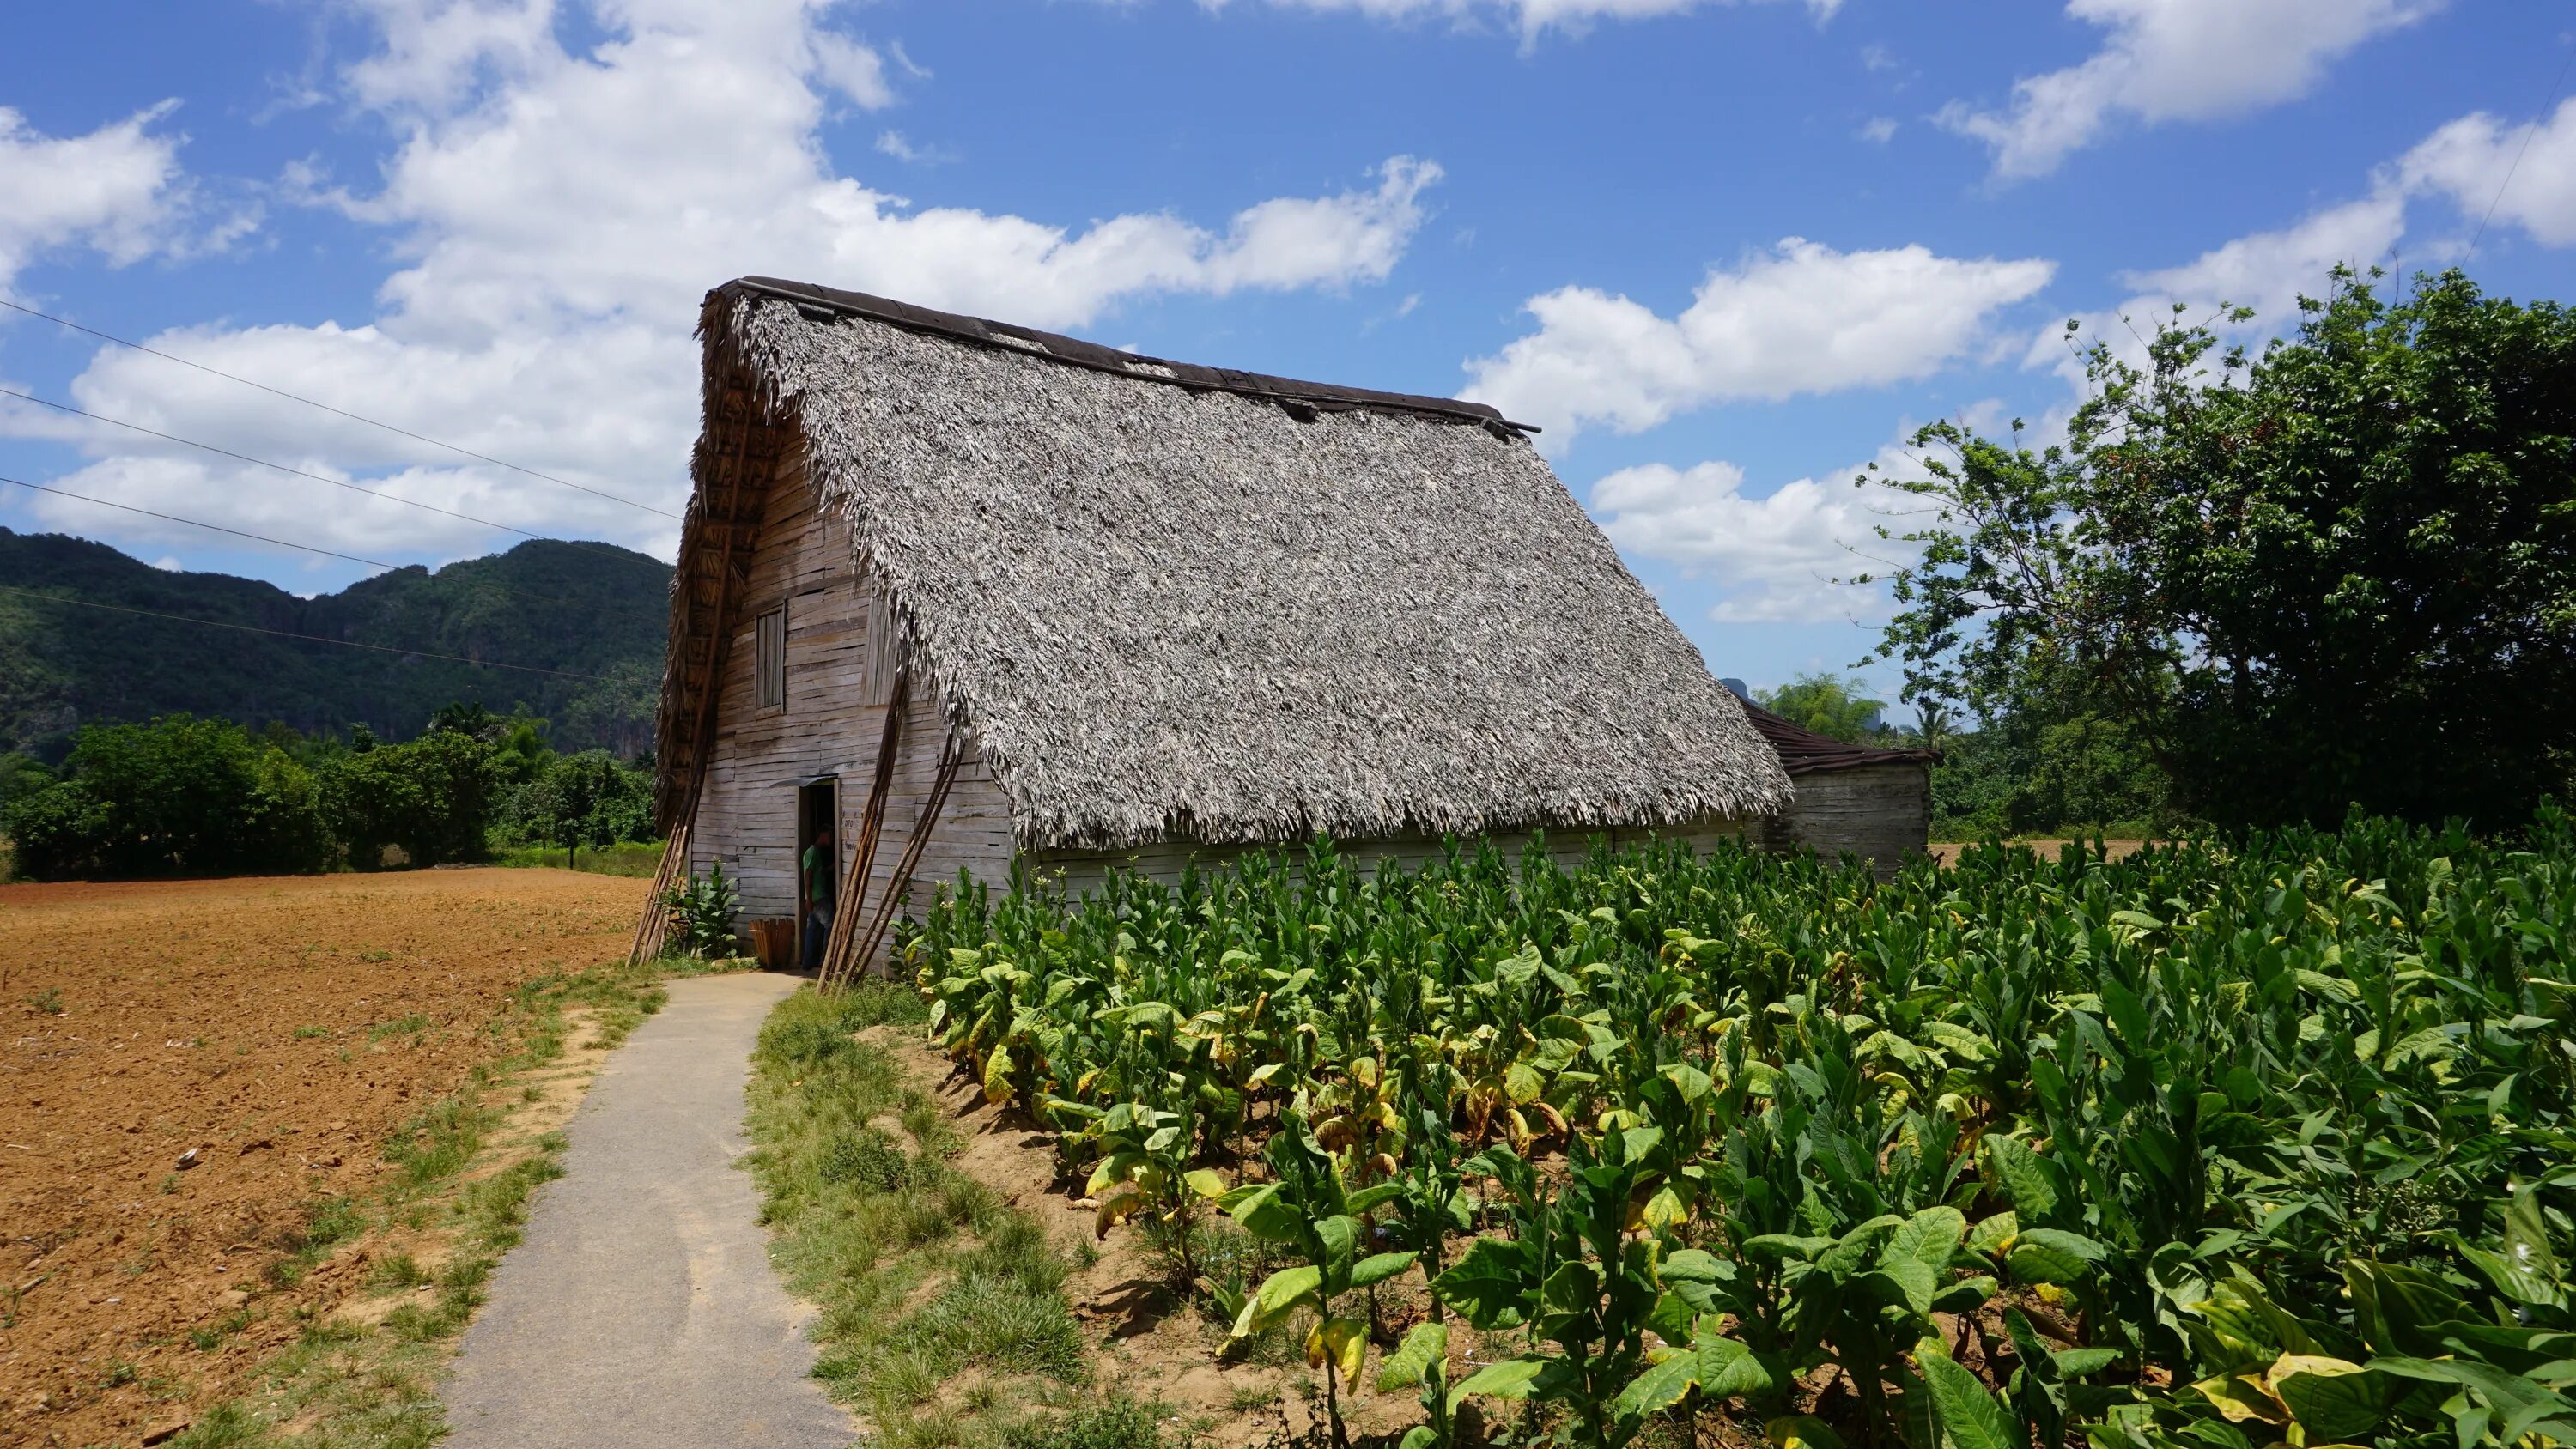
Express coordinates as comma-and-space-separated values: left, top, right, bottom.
795, 778, 838, 973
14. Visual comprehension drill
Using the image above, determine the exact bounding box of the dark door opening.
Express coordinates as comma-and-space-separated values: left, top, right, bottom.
795, 779, 838, 972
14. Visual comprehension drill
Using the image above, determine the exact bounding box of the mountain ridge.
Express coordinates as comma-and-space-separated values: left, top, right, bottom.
0, 530, 673, 759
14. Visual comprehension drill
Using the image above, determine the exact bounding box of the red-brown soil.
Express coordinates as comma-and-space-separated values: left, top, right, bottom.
0, 868, 648, 1448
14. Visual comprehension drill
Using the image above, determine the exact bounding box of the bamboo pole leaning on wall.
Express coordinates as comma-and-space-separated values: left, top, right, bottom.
817, 666, 911, 991
627, 819, 692, 967
838, 728, 966, 991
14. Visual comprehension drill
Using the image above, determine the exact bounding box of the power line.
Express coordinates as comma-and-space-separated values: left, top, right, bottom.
0, 295, 682, 521
5, 475, 413, 574
0, 474, 671, 627
0, 584, 621, 682
2470, 38, 2576, 256
0, 385, 671, 573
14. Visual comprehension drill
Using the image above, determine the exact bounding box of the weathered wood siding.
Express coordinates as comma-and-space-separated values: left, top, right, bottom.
1026, 817, 1747, 901
1753, 763, 1930, 876
685, 452, 1015, 935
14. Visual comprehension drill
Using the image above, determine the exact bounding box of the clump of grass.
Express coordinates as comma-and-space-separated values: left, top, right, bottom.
749, 982, 1093, 1447
1001, 1395, 1170, 1449
366, 1253, 430, 1294
368, 1013, 432, 1041
26, 986, 64, 1016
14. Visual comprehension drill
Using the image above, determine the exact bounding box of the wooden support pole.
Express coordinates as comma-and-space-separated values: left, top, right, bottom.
817, 665, 910, 990
842, 728, 965, 988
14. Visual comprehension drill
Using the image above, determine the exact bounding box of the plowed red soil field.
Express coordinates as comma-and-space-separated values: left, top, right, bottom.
0, 868, 649, 1447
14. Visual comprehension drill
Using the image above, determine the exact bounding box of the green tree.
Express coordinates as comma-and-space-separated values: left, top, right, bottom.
1753, 672, 1893, 744
1, 715, 330, 879
515, 749, 654, 864
1861, 268, 2576, 828
0, 751, 53, 814
324, 729, 497, 868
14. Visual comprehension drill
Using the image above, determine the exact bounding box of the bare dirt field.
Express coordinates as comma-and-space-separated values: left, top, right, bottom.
0, 868, 649, 1448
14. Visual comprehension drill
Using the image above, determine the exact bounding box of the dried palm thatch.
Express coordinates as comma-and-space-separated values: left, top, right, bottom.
656, 277, 1792, 852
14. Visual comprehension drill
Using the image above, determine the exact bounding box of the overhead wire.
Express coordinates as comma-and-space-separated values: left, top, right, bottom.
2469, 37, 2576, 256
0, 584, 620, 682
0, 474, 674, 627
0, 385, 675, 573
0, 295, 682, 520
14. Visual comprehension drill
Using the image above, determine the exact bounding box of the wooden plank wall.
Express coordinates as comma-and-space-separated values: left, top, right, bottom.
686, 451, 1016, 939
1027, 817, 1748, 901
1752, 763, 1931, 877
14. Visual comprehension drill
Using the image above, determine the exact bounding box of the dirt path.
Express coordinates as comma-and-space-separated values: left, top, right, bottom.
440, 972, 859, 1449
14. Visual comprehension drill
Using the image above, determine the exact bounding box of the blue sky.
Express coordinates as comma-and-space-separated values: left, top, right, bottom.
3, 0, 2569, 714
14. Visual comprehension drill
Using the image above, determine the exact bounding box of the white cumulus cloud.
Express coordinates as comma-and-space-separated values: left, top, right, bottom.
1462, 238, 2050, 446
12, 0, 1440, 566
0, 102, 200, 294
1940, 0, 2441, 180
1587, 421, 1959, 624
2400, 97, 2576, 247
1195, 0, 1837, 45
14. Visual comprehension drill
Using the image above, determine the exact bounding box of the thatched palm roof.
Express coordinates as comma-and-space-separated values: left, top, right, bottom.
659, 277, 1792, 851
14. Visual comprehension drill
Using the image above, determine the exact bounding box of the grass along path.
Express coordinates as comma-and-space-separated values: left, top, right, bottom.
163, 956, 744, 1449
745, 983, 1176, 1449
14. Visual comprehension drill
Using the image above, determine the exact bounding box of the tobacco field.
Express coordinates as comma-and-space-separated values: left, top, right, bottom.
907, 811, 2576, 1449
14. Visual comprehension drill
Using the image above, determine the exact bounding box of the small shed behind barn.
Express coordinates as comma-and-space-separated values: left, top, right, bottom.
1739, 700, 1940, 873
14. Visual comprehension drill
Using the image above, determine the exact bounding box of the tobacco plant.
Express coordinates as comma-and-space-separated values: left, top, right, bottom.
906, 806, 2576, 1449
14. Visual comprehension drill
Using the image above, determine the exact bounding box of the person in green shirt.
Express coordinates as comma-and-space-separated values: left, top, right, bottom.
800, 825, 835, 971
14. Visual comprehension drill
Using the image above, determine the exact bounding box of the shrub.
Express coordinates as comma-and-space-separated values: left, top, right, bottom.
663, 862, 740, 959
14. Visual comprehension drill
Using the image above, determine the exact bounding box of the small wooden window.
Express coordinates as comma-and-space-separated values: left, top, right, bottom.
863, 592, 901, 706
754, 605, 787, 711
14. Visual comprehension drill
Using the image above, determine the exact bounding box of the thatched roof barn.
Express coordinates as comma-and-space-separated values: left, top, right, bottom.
643, 276, 1795, 972
1737, 697, 1940, 875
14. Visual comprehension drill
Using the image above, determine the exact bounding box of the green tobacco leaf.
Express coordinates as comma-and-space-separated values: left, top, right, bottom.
1224, 1183, 1308, 1244
2008, 1228, 2105, 1285
2346, 1260, 2469, 1358
1988, 1136, 2059, 1220
1449, 1355, 1548, 1412
1352, 1251, 1419, 1291
1920, 1343, 2017, 1449
1879, 1207, 1968, 1314
1658, 1248, 1730, 1313
2052, 1348, 2121, 1379
1346, 1183, 1404, 1216
1745, 1234, 1833, 1264
2100, 977, 2154, 1050
1967, 1211, 2018, 1257
2268, 1355, 2396, 1442
1615, 1349, 1701, 1420
1433, 1238, 1535, 1331
1931, 1276, 1998, 1315
1238, 1264, 1322, 1335
1694, 1328, 1777, 1400
1647, 1290, 1697, 1347
1316, 1215, 1361, 1291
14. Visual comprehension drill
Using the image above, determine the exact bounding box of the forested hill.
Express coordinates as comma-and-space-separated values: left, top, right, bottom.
0, 530, 673, 759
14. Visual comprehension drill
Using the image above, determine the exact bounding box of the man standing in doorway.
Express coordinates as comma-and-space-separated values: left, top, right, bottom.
801, 824, 835, 972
